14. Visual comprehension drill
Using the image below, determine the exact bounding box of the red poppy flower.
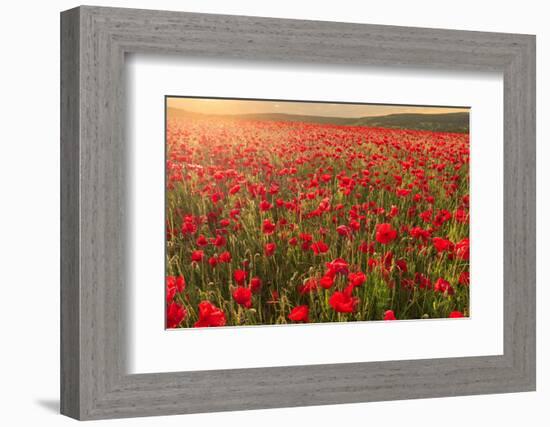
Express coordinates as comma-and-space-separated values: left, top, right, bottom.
396, 188, 411, 197
433, 209, 452, 227
336, 225, 352, 237
232, 286, 252, 308
262, 219, 276, 235
218, 251, 231, 263
351, 220, 362, 232
329, 290, 358, 313
211, 192, 223, 204
300, 233, 313, 242
383, 310, 396, 321
319, 275, 334, 289
455, 238, 469, 261
449, 311, 464, 318
194, 301, 226, 327
459, 271, 470, 286
395, 259, 408, 273
166, 275, 185, 300
259, 200, 272, 211
288, 305, 309, 322
367, 258, 378, 271
375, 223, 397, 244
415, 272, 432, 289
434, 278, 454, 295
419, 209, 433, 223
455, 209, 468, 223
410, 226, 431, 241
166, 301, 187, 328
212, 234, 226, 247
229, 184, 241, 195
311, 240, 329, 255
234, 269, 248, 285
196, 235, 209, 247
325, 258, 349, 276
166, 286, 176, 303
348, 271, 366, 287
181, 220, 197, 235
433, 237, 453, 253
250, 276, 262, 293
208, 256, 218, 268
264, 242, 276, 256
191, 250, 204, 262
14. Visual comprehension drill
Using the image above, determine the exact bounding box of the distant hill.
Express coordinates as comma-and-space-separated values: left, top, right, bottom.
355, 112, 469, 133
167, 107, 469, 133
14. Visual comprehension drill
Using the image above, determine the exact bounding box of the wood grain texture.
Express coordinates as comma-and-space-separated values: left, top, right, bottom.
60, 7, 80, 419
60, 5, 536, 420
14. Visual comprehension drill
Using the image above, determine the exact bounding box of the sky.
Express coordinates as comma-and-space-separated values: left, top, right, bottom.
166, 97, 469, 118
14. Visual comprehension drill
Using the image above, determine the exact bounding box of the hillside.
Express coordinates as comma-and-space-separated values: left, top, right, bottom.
355, 112, 469, 133
167, 107, 469, 133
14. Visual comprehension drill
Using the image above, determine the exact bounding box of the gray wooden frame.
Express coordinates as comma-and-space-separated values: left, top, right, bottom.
60, 5, 536, 420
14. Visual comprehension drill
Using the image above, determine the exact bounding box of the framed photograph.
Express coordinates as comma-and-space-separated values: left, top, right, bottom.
164, 96, 471, 329
60, 6, 536, 420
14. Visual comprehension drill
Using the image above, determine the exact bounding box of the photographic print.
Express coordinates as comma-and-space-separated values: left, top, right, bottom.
165, 97, 470, 328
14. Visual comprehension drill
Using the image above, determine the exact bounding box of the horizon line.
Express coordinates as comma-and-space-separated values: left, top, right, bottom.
166, 96, 470, 119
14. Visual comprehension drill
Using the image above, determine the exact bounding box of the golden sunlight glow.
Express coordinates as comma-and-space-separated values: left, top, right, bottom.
166, 97, 469, 118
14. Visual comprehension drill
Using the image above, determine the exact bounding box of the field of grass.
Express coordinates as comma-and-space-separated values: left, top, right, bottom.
165, 115, 469, 328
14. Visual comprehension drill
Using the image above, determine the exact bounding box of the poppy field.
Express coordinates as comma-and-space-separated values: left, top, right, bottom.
165, 102, 470, 328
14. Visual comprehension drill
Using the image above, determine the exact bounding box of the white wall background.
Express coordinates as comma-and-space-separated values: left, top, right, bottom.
0, 0, 546, 425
